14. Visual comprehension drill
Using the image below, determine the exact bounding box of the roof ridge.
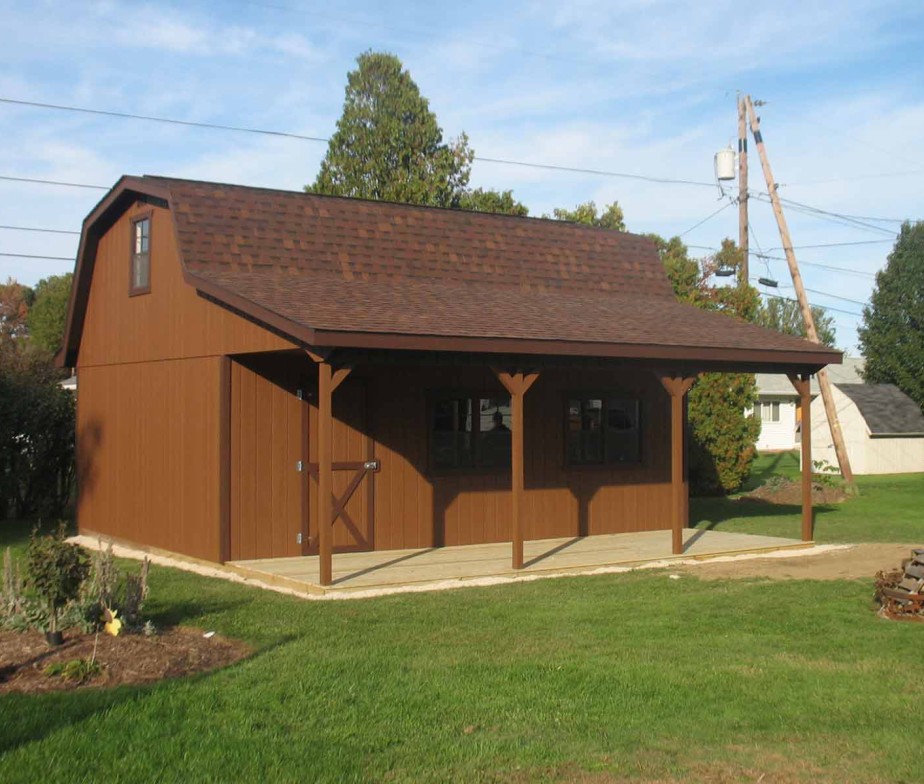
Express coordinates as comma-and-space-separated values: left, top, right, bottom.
146, 173, 656, 239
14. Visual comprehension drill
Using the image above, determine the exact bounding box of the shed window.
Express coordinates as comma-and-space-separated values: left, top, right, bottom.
566, 395, 640, 466
130, 216, 151, 295
431, 395, 511, 471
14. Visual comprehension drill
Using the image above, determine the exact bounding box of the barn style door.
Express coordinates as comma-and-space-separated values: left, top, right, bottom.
229, 358, 306, 561
307, 378, 376, 553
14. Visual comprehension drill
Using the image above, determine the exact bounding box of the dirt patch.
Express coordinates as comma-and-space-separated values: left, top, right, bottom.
683, 543, 919, 582
0, 627, 251, 693
740, 479, 849, 505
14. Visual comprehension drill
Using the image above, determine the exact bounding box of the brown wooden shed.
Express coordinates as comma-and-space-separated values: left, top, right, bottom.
60, 176, 840, 585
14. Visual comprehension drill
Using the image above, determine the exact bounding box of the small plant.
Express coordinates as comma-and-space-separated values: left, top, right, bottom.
26, 523, 90, 644
44, 657, 102, 683
812, 459, 843, 488
78, 548, 151, 634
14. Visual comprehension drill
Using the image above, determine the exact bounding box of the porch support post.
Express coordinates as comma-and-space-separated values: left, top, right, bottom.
308, 351, 352, 586
788, 373, 814, 541
658, 374, 696, 555
493, 370, 540, 570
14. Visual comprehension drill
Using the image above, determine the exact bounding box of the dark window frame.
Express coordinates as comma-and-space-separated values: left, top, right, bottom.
427, 389, 513, 476
129, 211, 153, 297
563, 391, 643, 469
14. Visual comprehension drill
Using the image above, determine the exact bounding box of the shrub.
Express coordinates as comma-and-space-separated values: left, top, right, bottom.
26, 523, 90, 634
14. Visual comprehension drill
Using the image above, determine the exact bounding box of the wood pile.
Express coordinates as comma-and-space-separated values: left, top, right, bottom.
876, 549, 924, 616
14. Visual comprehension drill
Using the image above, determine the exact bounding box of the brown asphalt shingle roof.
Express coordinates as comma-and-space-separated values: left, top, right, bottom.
147, 176, 839, 365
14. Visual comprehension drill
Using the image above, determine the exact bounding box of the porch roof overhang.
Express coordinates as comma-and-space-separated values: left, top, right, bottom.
189, 268, 839, 374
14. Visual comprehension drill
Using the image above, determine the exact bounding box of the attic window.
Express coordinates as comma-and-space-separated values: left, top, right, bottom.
130, 215, 151, 295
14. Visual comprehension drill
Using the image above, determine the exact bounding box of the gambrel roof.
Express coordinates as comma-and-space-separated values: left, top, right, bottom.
62, 175, 842, 371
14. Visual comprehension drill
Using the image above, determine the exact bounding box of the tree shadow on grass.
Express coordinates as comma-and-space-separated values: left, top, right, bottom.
692, 496, 838, 529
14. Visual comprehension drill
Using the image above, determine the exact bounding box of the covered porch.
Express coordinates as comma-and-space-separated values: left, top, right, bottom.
228, 527, 809, 596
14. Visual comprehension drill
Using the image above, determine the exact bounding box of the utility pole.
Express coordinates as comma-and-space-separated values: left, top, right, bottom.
737, 94, 748, 284
744, 95, 856, 490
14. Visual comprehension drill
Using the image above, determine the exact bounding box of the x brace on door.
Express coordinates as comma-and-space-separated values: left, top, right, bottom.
308, 460, 380, 544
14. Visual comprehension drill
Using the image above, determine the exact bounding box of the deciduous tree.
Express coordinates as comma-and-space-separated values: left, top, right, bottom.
457, 188, 529, 216
756, 296, 836, 348
859, 221, 924, 409
27, 273, 73, 354
549, 201, 625, 231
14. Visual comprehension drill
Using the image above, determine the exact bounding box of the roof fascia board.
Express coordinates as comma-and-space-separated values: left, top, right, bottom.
310, 328, 838, 371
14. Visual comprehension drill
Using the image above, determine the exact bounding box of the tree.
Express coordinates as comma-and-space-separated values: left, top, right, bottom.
27, 273, 73, 354
645, 234, 701, 304
859, 221, 924, 410
0, 276, 75, 520
310, 51, 474, 208
756, 297, 836, 348
653, 237, 761, 494
456, 188, 529, 217
548, 201, 625, 231
0, 278, 33, 344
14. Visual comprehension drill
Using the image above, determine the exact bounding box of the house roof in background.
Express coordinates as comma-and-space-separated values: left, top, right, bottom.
62, 175, 843, 369
837, 383, 924, 436
756, 356, 864, 394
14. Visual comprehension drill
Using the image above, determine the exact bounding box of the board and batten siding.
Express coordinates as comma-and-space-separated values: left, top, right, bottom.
76, 201, 297, 561
368, 364, 674, 550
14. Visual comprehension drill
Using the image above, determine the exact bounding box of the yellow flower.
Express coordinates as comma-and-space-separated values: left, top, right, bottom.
103, 608, 122, 637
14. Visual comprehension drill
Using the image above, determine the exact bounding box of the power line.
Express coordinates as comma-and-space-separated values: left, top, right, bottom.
0, 97, 330, 143
0, 174, 107, 190
803, 287, 868, 307
678, 200, 734, 237
750, 191, 901, 235
0, 224, 80, 235
768, 239, 892, 251
0, 252, 73, 261
758, 291, 862, 318
0, 96, 719, 189
752, 251, 876, 278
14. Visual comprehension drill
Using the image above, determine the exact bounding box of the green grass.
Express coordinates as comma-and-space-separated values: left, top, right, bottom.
1, 517, 923, 783
2, 463, 923, 782
693, 451, 924, 544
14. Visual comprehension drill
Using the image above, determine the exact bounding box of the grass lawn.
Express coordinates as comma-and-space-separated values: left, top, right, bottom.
693, 451, 924, 544
1, 518, 923, 783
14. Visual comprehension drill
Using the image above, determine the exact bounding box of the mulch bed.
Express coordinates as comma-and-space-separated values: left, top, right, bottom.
739, 479, 849, 505
0, 627, 251, 694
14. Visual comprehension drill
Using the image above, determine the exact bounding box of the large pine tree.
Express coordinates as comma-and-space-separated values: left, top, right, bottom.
858, 221, 924, 409
310, 51, 473, 208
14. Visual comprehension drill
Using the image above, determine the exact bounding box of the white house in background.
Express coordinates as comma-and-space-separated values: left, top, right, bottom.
60, 374, 77, 392
752, 357, 864, 452
808, 384, 924, 475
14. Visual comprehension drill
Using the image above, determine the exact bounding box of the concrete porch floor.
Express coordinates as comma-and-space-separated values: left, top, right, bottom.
228, 529, 809, 596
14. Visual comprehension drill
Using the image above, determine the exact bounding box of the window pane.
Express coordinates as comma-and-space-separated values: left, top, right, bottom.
567, 398, 603, 464
135, 218, 150, 254
771, 401, 780, 422
432, 398, 473, 468
132, 254, 150, 290
605, 398, 639, 463
478, 398, 511, 468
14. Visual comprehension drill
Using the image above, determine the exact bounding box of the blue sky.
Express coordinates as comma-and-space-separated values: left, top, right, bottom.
2, 0, 923, 352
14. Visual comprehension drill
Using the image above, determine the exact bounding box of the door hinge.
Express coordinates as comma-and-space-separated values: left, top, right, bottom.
296, 460, 304, 472
296, 388, 304, 400
297, 533, 303, 545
